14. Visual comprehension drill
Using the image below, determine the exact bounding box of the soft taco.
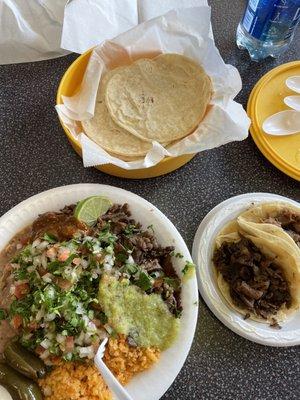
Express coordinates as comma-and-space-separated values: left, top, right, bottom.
213, 219, 300, 324
238, 202, 300, 251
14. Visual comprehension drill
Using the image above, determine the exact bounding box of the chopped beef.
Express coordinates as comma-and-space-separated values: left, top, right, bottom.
263, 209, 300, 247
100, 203, 140, 235
270, 318, 282, 329
0, 263, 15, 311
285, 230, 300, 245
213, 238, 292, 320
235, 281, 264, 300
60, 204, 76, 215
142, 259, 163, 273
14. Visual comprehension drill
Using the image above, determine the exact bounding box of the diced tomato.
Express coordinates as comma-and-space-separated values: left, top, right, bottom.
11, 314, 23, 329
28, 321, 38, 331
72, 257, 81, 266
35, 345, 45, 355
50, 356, 60, 364
92, 318, 101, 328
65, 336, 74, 352
14, 283, 29, 299
20, 236, 30, 246
46, 247, 57, 259
153, 278, 163, 288
58, 249, 70, 262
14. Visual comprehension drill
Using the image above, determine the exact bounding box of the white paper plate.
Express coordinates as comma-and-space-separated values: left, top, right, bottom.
0, 184, 198, 400
0, 386, 12, 400
192, 192, 300, 347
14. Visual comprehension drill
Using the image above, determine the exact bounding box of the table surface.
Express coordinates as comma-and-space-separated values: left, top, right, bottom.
0, 0, 300, 399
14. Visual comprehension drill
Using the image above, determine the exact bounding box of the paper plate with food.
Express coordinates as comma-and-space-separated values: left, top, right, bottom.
0, 184, 198, 400
192, 193, 300, 346
56, 6, 250, 171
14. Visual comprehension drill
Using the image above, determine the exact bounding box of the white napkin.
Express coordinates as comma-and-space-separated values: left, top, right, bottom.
61, 0, 209, 54
0, 0, 68, 65
0, 0, 209, 64
56, 6, 250, 169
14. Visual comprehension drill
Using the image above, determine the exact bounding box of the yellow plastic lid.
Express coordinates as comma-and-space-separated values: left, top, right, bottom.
247, 61, 300, 181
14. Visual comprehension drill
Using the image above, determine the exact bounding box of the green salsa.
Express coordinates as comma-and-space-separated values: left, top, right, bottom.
98, 275, 180, 350
182, 261, 196, 282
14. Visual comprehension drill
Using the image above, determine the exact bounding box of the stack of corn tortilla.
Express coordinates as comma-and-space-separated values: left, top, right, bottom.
82, 53, 212, 161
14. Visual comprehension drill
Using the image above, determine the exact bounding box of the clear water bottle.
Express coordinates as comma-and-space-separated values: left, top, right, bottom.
236, 0, 300, 61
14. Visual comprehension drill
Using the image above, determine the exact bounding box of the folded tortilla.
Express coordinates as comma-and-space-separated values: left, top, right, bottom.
214, 218, 300, 323
237, 202, 300, 253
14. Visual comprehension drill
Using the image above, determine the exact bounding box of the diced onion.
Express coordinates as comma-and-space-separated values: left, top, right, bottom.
40, 339, 51, 349
43, 386, 52, 396
36, 308, 45, 322
45, 313, 56, 322
37, 241, 49, 251
42, 273, 52, 283
78, 345, 94, 359
56, 334, 66, 344
32, 239, 41, 248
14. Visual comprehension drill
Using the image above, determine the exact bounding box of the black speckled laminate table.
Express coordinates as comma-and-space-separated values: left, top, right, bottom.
0, 1, 300, 399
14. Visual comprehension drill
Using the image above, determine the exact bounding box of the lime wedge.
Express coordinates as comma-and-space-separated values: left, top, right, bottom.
74, 196, 113, 226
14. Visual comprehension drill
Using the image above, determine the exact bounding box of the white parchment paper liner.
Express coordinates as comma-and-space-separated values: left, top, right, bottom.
56, 6, 251, 169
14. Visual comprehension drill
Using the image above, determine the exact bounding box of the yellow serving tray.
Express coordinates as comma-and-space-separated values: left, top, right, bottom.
56, 49, 195, 179
247, 61, 300, 181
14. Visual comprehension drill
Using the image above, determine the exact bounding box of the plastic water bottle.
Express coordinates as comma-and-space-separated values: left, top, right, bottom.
236, 0, 300, 61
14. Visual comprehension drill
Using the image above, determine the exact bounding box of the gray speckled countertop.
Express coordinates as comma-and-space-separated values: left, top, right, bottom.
0, 0, 300, 399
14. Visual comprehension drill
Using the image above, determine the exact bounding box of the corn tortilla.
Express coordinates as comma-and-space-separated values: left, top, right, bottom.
105, 53, 212, 143
82, 68, 153, 158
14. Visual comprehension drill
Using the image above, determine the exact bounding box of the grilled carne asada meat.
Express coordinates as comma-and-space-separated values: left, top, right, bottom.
213, 238, 291, 320
263, 209, 300, 247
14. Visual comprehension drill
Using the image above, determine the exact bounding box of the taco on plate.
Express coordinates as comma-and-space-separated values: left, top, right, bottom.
238, 202, 300, 251
213, 218, 300, 324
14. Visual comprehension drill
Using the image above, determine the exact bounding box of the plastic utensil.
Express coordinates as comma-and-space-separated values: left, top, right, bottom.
94, 339, 134, 400
262, 110, 300, 135
286, 76, 300, 93
247, 61, 300, 180
284, 95, 300, 111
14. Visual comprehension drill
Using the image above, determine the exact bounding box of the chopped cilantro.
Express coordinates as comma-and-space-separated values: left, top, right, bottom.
98, 224, 117, 244
171, 251, 183, 258
115, 253, 127, 262
174, 309, 182, 318
124, 224, 137, 236
121, 263, 139, 275
163, 277, 180, 290
135, 271, 152, 291
0, 308, 6, 320
43, 233, 57, 243
147, 224, 154, 232
99, 312, 108, 325
14, 265, 28, 281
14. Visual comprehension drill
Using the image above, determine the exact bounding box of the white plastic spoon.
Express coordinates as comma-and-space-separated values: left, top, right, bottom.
284, 95, 300, 111
262, 110, 300, 135
94, 338, 134, 400
286, 76, 300, 94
